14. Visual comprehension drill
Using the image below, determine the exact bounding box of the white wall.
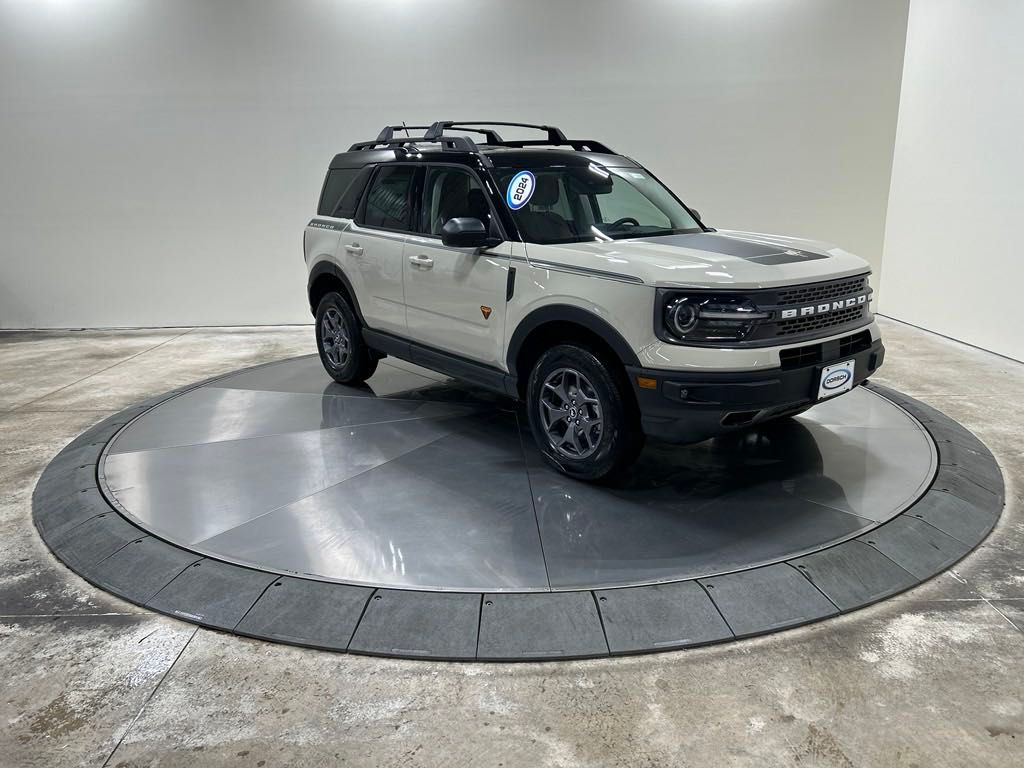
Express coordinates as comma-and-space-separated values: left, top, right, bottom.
880, 0, 1024, 362
0, 0, 908, 329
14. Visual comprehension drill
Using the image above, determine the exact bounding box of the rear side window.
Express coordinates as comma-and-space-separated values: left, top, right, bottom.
361, 166, 416, 231
318, 169, 359, 216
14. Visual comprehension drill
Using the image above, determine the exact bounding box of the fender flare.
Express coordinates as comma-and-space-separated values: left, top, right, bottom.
506, 304, 641, 373
307, 261, 364, 323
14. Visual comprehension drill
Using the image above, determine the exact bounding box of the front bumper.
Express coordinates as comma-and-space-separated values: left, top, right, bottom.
626, 337, 885, 444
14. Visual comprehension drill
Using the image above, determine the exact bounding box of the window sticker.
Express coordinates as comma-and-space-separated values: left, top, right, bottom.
506, 171, 535, 210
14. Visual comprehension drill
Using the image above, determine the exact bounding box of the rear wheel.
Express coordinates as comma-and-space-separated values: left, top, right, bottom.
315, 292, 378, 384
526, 344, 643, 481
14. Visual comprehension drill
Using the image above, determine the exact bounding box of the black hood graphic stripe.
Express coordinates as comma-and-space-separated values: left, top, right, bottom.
643, 233, 828, 264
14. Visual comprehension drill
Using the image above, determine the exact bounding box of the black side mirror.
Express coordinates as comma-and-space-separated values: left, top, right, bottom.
690, 208, 702, 223
441, 217, 500, 249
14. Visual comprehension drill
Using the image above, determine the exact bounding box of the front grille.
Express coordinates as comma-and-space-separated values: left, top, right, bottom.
743, 273, 873, 344
775, 304, 866, 336
776, 276, 868, 306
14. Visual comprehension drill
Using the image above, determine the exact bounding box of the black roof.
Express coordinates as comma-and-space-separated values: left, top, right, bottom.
329, 145, 635, 171
481, 146, 635, 168
329, 121, 635, 170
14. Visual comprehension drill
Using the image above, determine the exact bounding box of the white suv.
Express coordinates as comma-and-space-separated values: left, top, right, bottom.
304, 121, 885, 480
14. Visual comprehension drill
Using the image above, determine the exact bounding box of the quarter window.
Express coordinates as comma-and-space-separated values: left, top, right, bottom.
318, 168, 359, 217
362, 166, 416, 231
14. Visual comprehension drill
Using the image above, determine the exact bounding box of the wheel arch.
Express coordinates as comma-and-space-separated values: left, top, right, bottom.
307, 261, 364, 323
507, 305, 640, 398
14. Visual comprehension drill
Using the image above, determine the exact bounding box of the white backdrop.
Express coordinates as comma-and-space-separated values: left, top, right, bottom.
0, 0, 909, 328
880, 0, 1024, 362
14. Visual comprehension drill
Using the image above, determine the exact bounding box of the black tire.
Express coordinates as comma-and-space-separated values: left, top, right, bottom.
526, 344, 644, 481
315, 292, 378, 384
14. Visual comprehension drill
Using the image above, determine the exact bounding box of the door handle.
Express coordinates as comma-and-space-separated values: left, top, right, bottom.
345, 242, 363, 255
408, 254, 434, 269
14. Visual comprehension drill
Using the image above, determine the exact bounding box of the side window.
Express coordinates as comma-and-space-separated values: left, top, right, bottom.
497, 169, 586, 240
361, 166, 416, 231
420, 166, 492, 236
317, 169, 358, 216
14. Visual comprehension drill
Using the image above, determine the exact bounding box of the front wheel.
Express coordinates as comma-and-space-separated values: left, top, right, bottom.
315, 292, 378, 384
526, 344, 643, 481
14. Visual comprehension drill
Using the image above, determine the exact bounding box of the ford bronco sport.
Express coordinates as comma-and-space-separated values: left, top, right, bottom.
304, 121, 884, 480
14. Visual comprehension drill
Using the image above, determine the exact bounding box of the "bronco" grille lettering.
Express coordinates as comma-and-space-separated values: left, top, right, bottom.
779, 294, 868, 319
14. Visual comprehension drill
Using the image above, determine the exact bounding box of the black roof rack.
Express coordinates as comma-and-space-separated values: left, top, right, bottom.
374, 124, 433, 143
348, 123, 480, 153
426, 121, 614, 154
348, 121, 615, 155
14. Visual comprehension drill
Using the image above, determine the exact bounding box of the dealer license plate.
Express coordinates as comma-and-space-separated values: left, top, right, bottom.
817, 360, 855, 400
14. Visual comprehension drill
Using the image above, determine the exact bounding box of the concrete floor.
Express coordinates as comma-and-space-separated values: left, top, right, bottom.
1, 317, 1021, 767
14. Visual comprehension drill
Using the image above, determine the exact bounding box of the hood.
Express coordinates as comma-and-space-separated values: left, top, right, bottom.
533, 230, 870, 289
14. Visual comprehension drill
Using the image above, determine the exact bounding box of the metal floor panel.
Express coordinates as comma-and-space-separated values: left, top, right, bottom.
103, 417, 467, 545
109, 386, 482, 454
195, 414, 549, 592
100, 358, 938, 592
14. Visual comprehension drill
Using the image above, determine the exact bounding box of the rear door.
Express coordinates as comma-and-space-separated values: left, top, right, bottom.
403, 164, 512, 367
342, 164, 418, 336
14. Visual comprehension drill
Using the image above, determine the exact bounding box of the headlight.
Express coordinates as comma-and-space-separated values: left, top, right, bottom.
666, 298, 699, 337
658, 291, 769, 344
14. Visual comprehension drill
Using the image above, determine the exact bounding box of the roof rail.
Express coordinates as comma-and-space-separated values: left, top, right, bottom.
348, 121, 615, 155
425, 121, 614, 154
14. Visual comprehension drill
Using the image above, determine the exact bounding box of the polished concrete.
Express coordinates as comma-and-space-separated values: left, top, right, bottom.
3, 319, 1024, 767
98, 358, 936, 592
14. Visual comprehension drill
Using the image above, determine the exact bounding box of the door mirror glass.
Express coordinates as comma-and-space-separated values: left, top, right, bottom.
441, 217, 497, 248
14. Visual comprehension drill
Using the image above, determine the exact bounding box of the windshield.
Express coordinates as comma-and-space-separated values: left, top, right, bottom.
495, 165, 702, 245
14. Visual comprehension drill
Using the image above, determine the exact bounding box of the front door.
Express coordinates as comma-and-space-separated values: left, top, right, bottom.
403, 165, 510, 368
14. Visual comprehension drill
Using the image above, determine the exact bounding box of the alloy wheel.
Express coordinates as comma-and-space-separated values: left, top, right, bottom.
321, 307, 351, 369
538, 367, 604, 460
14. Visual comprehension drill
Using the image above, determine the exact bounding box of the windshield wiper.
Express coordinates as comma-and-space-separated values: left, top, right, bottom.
608, 228, 677, 240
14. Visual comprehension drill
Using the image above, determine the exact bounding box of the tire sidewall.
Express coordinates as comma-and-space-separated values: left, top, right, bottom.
526, 345, 633, 480
315, 292, 360, 380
